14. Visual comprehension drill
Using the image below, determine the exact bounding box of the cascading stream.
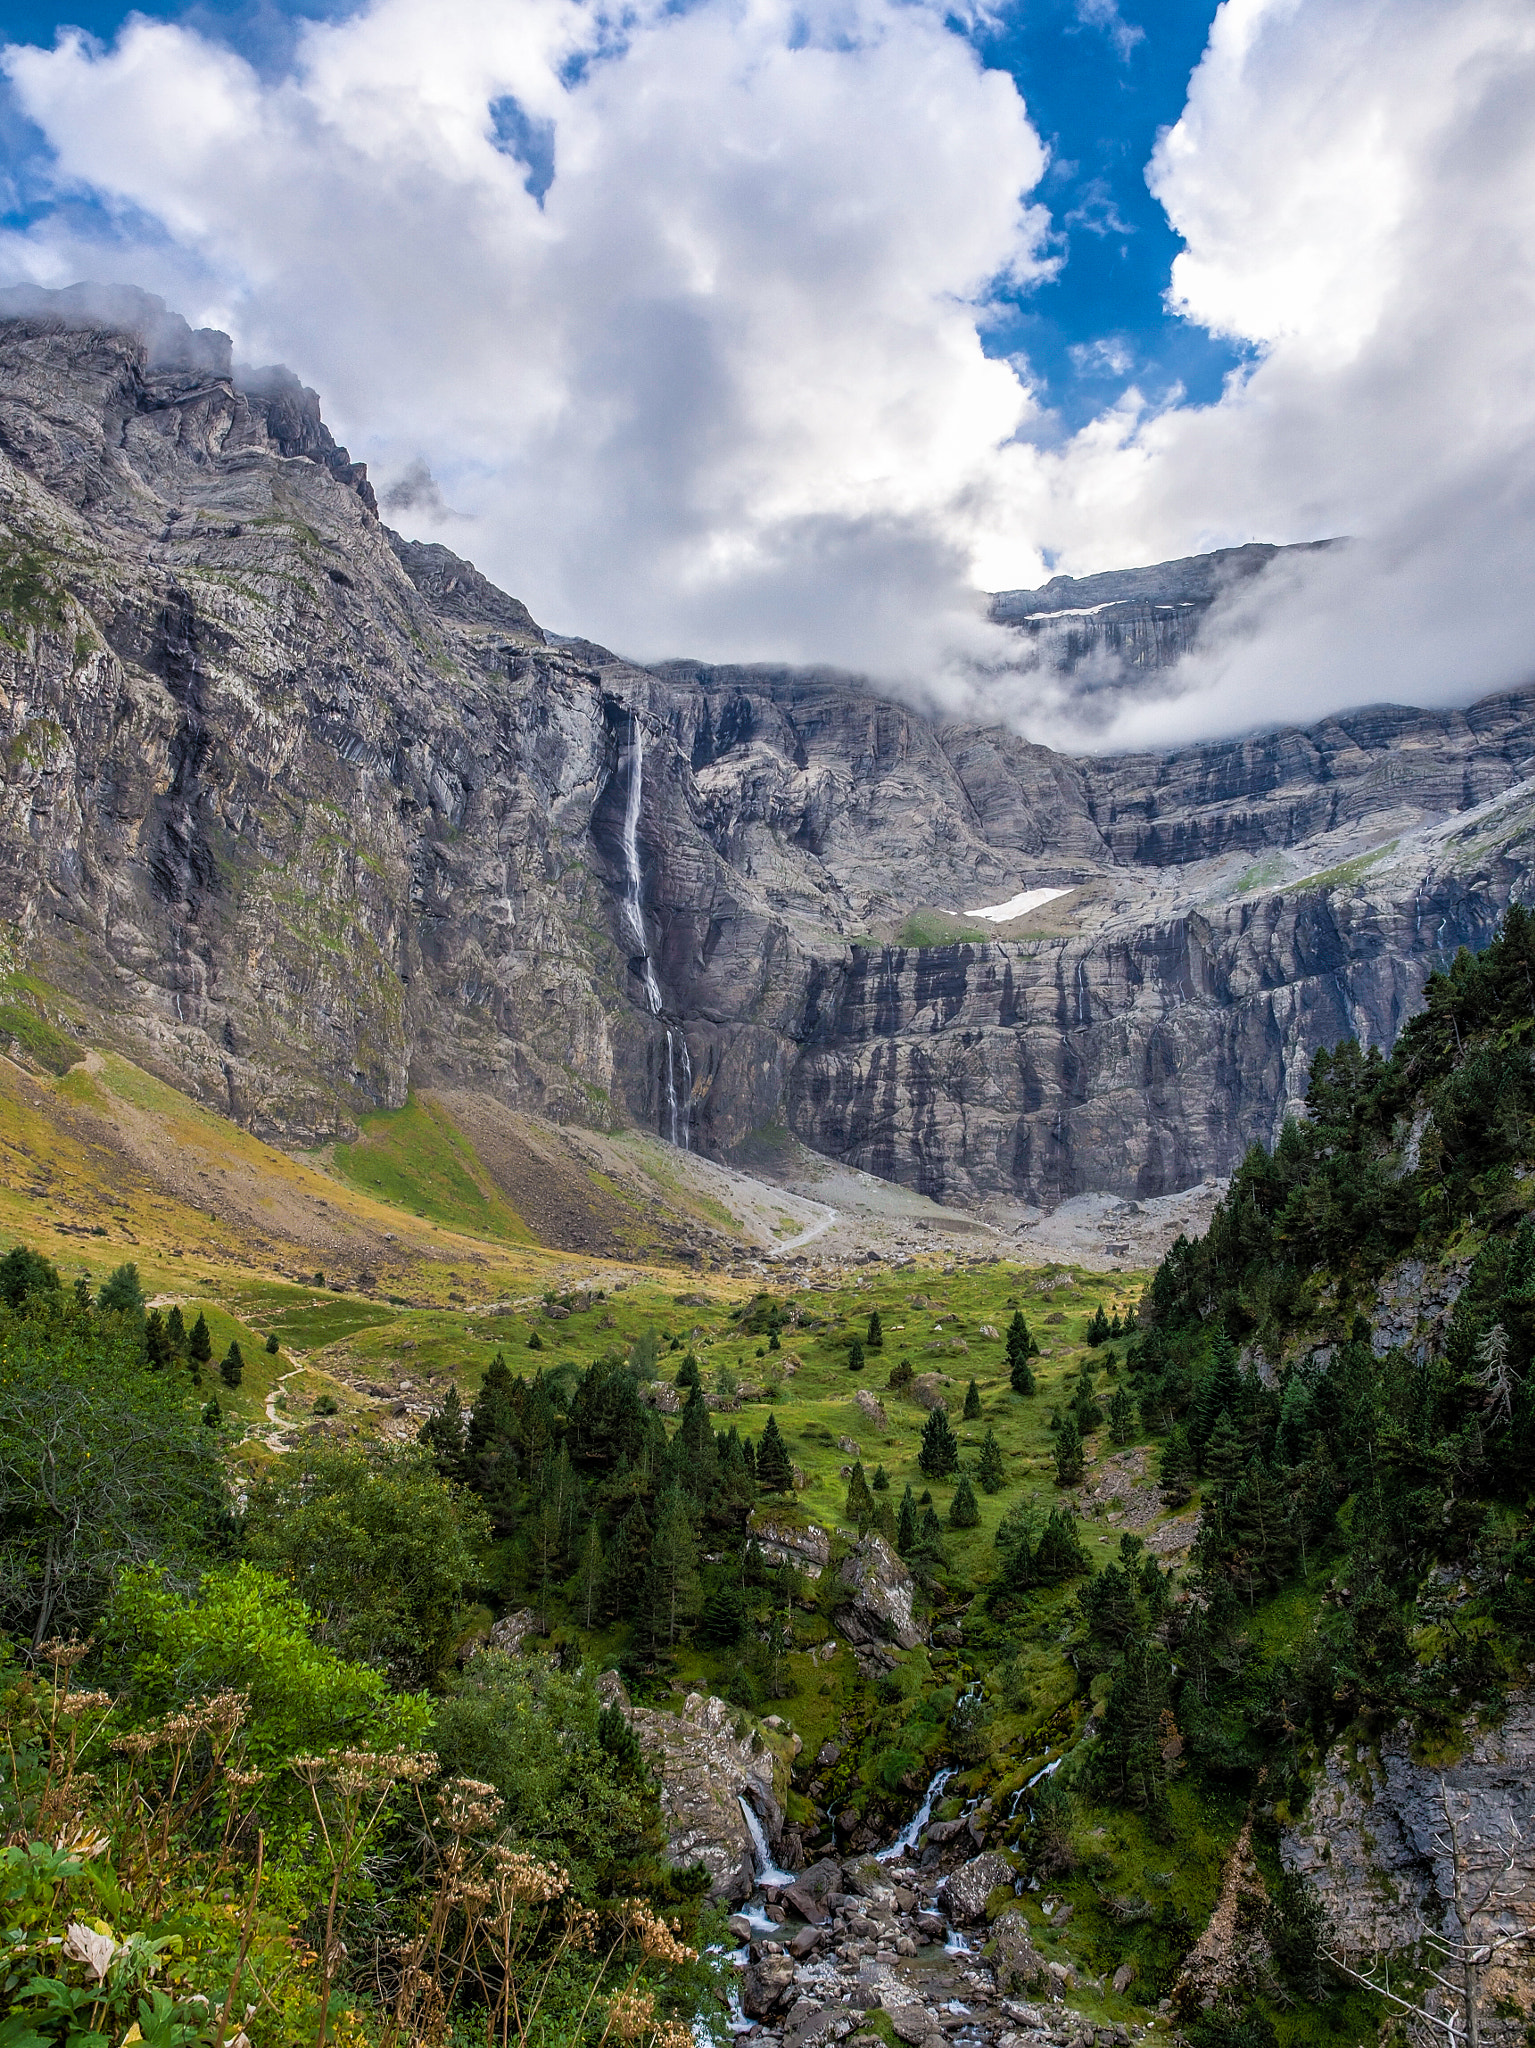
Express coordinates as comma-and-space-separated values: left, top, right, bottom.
737, 1795, 798, 1889
621, 714, 664, 1017
619, 712, 691, 1149
875, 1765, 955, 1861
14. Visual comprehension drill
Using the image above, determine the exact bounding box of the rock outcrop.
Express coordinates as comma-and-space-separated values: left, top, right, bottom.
834, 1535, 922, 1653
4, 288, 1535, 1213
749, 1512, 832, 1579
607, 1681, 787, 1902
1282, 1696, 1535, 2042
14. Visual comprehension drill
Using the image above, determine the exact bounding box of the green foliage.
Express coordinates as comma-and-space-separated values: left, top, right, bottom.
187, 1312, 212, 1366
1053, 1411, 1084, 1486
845, 1459, 876, 1529
848, 1337, 865, 1372
977, 1427, 1005, 1492
241, 1443, 489, 1683
962, 1377, 981, 1420
0, 1245, 60, 1310
755, 1412, 794, 1493
264, 1330, 279, 1354
866, 1310, 884, 1350
675, 1349, 701, 1388
948, 1473, 980, 1528
218, 1340, 243, 1389
97, 1262, 146, 1318
0, 1294, 222, 1645
105, 1562, 431, 1785
1007, 1310, 1037, 1395
871, 1462, 889, 1491
917, 1405, 959, 1477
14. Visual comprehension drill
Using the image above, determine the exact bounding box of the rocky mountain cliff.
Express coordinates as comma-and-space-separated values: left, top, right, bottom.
3, 286, 1533, 1211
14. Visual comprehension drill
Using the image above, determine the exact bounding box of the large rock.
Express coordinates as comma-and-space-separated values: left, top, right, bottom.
835, 1534, 922, 1650
748, 1510, 831, 1580
990, 1912, 1048, 1994
854, 1391, 889, 1432
1282, 1695, 1535, 2036
741, 1953, 798, 2017
614, 1683, 786, 1902
940, 1851, 1016, 1924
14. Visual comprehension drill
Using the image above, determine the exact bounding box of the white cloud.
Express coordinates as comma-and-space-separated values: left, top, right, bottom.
1, 0, 1534, 745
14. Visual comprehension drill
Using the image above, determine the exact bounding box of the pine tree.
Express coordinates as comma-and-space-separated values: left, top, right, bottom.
676, 1351, 702, 1389
573, 1517, 605, 1628
896, 1483, 918, 1553
1006, 1309, 1037, 1392
219, 1341, 244, 1390
189, 1311, 212, 1366
200, 1396, 221, 1429
1086, 1305, 1111, 1346
848, 1338, 865, 1372
1034, 1507, 1090, 1583
866, 1310, 884, 1350
527, 1328, 544, 1351
641, 1487, 702, 1650
97, 1262, 145, 1316
875, 1498, 898, 1544
845, 1460, 876, 1529
604, 1498, 653, 1619
741, 1436, 757, 1484
949, 1473, 980, 1527
756, 1413, 795, 1493
918, 1505, 946, 1555
166, 1305, 187, 1355
1204, 1410, 1246, 1516
1108, 1384, 1136, 1446
144, 1309, 171, 1369
1158, 1425, 1195, 1506
420, 1383, 468, 1481
1191, 1331, 1241, 1465
918, 1405, 960, 1477
978, 1427, 1005, 1492
1054, 1411, 1084, 1486
963, 1378, 982, 1421
871, 1463, 889, 1491
264, 1332, 279, 1355
1070, 1363, 1104, 1433
699, 1580, 746, 1646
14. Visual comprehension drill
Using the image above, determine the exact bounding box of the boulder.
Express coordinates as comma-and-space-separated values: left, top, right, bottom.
484, 1608, 541, 1656
742, 1954, 798, 2017
1111, 1961, 1136, 1995
621, 1688, 786, 1901
750, 1510, 832, 1578
643, 1381, 682, 1413
991, 1912, 1048, 1994
854, 1391, 889, 1432
909, 1374, 949, 1410
834, 1534, 922, 1650
885, 2008, 940, 2046
940, 1851, 1016, 1923
789, 1924, 822, 1958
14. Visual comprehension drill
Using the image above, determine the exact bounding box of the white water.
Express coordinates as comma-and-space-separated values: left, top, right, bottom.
1024, 1755, 1062, 1790
621, 714, 664, 1016
738, 1795, 798, 1888
965, 886, 1071, 924
875, 1766, 955, 1861
664, 1027, 692, 1151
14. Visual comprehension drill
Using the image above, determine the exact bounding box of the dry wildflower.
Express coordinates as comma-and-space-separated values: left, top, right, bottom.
436, 1776, 504, 1834
489, 1848, 568, 1903
612, 1900, 697, 1967
224, 1768, 264, 1793
565, 1901, 600, 1952
62, 1921, 118, 1981
36, 1637, 92, 1675
55, 1690, 112, 1716
111, 1729, 163, 1761
54, 1822, 111, 1860
606, 1988, 659, 2041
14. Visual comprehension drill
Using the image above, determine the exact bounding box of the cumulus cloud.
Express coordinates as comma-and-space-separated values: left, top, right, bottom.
0, 0, 1533, 746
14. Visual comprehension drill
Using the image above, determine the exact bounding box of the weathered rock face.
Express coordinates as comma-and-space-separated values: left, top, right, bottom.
610, 1682, 787, 1902
938, 1852, 1016, 1925
1282, 1696, 1535, 2042
988, 1911, 1047, 1994
835, 1535, 921, 1651
4, 289, 1535, 1209
749, 1511, 832, 1579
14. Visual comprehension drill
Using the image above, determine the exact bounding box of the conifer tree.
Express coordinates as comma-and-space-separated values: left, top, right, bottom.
741, 1436, 757, 1484
219, 1341, 244, 1390
1007, 1310, 1037, 1394
573, 1516, 605, 1627
1158, 1424, 1195, 1506
1204, 1410, 1246, 1516
866, 1310, 884, 1350
756, 1413, 794, 1493
949, 1473, 980, 1528
918, 1505, 946, 1556
871, 1463, 889, 1490
845, 1460, 876, 1529
420, 1383, 468, 1482
641, 1487, 702, 1650
676, 1351, 702, 1389
527, 1328, 544, 1350
1108, 1384, 1136, 1446
144, 1309, 171, 1369
1034, 1507, 1090, 1582
264, 1332, 279, 1355
699, 1580, 746, 1646
604, 1497, 653, 1618
1190, 1331, 1241, 1465
918, 1404, 960, 1477
98, 1262, 145, 1317
1054, 1411, 1084, 1486
875, 1498, 898, 1545
1086, 1305, 1111, 1346
201, 1396, 221, 1429
896, 1483, 918, 1553
978, 1427, 1005, 1493
963, 1378, 982, 1420
189, 1311, 212, 1367
166, 1304, 187, 1355
848, 1338, 865, 1372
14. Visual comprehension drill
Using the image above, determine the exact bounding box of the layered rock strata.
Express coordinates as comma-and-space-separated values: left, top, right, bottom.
4, 287, 1534, 1209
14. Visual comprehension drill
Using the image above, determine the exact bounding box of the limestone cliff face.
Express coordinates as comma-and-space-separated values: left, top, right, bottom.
3, 289, 1534, 1206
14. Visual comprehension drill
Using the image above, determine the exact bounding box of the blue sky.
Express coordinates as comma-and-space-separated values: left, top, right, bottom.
0, 0, 1233, 435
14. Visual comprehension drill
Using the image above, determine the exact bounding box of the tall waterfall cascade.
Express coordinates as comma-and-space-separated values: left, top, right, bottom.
620, 712, 691, 1149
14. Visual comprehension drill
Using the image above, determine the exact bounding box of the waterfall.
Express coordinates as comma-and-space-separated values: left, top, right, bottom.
664, 1029, 680, 1147
875, 1765, 955, 1862
678, 1033, 693, 1151
737, 1795, 798, 1888
621, 714, 663, 1016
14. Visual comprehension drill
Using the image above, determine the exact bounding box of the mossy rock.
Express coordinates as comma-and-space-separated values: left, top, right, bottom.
984, 1882, 1020, 1922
